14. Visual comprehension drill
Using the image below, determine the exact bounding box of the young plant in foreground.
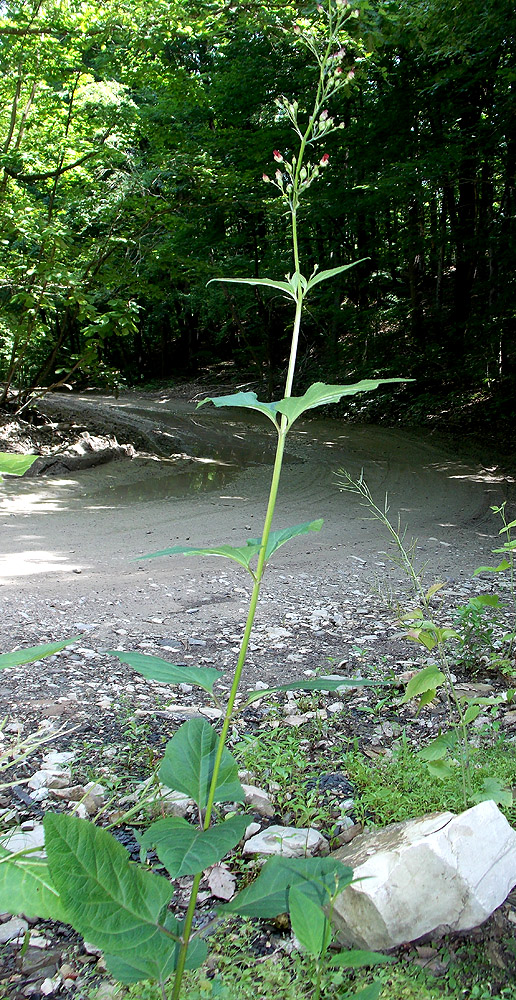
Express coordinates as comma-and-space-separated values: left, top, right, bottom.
1, 6, 406, 996
337, 472, 512, 808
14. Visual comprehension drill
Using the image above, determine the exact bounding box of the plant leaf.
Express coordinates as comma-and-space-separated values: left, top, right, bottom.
306, 260, 366, 291
426, 759, 455, 779
418, 731, 456, 762
401, 665, 445, 704
247, 519, 323, 560
473, 561, 511, 575
44, 814, 178, 982
471, 777, 513, 807
196, 390, 281, 426
106, 651, 222, 695
288, 885, 329, 957
225, 856, 352, 918
0, 452, 38, 476
463, 704, 482, 724
328, 949, 393, 968
138, 541, 261, 572
0, 848, 68, 922
140, 814, 249, 878
0, 636, 82, 671
274, 379, 409, 428
159, 719, 244, 808
207, 276, 296, 300
350, 984, 383, 1000
105, 926, 206, 983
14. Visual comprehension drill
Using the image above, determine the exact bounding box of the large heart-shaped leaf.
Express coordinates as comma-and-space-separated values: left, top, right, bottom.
106, 651, 222, 695
225, 856, 352, 917
159, 719, 244, 808
0, 636, 82, 671
140, 813, 249, 878
0, 452, 38, 477
0, 848, 68, 922
196, 391, 281, 427
105, 923, 207, 984
44, 814, 177, 982
275, 379, 408, 427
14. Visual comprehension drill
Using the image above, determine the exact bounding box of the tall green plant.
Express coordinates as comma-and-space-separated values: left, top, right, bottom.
1, 6, 404, 997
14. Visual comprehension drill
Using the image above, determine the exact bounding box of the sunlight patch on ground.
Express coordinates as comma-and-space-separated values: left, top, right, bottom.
0, 550, 82, 579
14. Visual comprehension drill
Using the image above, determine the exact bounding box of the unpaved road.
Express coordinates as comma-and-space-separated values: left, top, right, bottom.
0, 389, 514, 689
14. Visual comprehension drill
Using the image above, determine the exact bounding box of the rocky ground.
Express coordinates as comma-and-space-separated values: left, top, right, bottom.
1, 386, 516, 998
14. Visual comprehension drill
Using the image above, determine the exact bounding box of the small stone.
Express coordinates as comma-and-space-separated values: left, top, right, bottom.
241, 784, 275, 818
0, 917, 28, 943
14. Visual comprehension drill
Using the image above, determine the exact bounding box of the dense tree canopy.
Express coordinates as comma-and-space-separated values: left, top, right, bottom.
1, 0, 515, 423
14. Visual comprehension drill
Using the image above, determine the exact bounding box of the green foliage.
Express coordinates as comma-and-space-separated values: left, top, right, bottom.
159, 719, 244, 808
0, 636, 81, 670
107, 651, 223, 696
0, 452, 37, 477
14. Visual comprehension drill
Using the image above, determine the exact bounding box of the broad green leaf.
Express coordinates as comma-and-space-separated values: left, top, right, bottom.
463, 595, 500, 610
473, 561, 511, 575
207, 276, 296, 300
401, 665, 445, 704
0, 636, 82, 671
351, 984, 382, 1000
306, 261, 365, 291
416, 688, 437, 710
247, 519, 323, 560
159, 719, 244, 808
106, 651, 222, 696
140, 814, 249, 878
0, 452, 37, 477
288, 885, 329, 957
44, 814, 178, 982
0, 848, 67, 922
139, 521, 323, 573
225, 856, 353, 918
463, 704, 482, 725
275, 379, 408, 428
418, 731, 456, 761
426, 759, 455, 779
196, 390, 281, 427
471, 777, 513, 807
106, 929, 207, 984
405, 628, 436, 651
244, 676, 380, 706
329, 949, 393, 968
138, 541, 261, 572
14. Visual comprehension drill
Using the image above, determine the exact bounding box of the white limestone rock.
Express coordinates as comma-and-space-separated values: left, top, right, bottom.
331, 800, 516, 951
241, 784, 275, 818
243, 824, 328, 858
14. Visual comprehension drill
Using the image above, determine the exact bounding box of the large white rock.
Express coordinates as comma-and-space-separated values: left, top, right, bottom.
331, 800, 516, 950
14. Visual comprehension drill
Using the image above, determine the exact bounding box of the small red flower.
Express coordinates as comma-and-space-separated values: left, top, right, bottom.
273, 150, 283, 163
262, 173, 270, 183
320, 153, 330, 166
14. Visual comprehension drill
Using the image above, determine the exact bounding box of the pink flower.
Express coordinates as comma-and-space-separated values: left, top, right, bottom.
320, 153, 330, 166
320, 110, 329, 121
262, 173, 270, 183
273, 150, 283, 163
275, 169, 283, 183
335, 66, 343, 75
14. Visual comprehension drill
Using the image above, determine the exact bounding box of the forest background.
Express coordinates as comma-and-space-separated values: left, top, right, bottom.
1, 0, 515, 434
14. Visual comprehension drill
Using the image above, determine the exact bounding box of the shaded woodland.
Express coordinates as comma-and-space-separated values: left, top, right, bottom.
1, 0, 515, 426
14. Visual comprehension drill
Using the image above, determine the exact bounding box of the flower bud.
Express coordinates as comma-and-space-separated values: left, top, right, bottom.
273, 150, 284, 163
320, 109, 329, 121
320, 153, 330, 166
262, 173, 270, 183
275, 169, 283, 183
